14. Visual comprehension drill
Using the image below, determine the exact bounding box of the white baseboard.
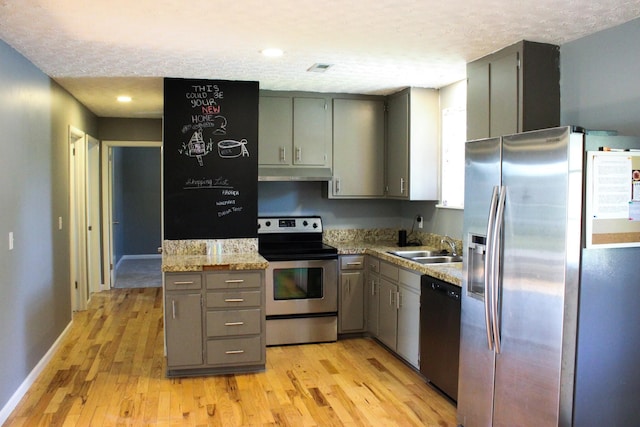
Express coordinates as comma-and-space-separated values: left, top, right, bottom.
115, 254, 161, 271
0, 320, 73, 425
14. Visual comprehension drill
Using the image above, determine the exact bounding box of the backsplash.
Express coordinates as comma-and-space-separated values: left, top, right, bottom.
324, 228, 462, 255
163, 238, 258, 255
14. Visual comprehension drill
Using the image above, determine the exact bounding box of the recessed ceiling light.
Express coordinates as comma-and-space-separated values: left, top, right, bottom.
307, 63, 332, 73
117, 95, 132, 103
261, 48, 284, 58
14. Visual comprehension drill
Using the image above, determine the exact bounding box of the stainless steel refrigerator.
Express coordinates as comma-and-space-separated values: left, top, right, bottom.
458, 126, 640, 426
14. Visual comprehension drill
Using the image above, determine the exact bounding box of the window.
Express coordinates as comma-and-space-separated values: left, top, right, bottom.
440, 105, 466, 208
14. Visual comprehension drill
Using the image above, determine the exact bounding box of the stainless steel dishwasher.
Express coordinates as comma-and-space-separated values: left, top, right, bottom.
420, 275, 461, 402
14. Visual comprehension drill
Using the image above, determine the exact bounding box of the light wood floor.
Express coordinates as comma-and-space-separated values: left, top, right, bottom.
4, 288, 456, 426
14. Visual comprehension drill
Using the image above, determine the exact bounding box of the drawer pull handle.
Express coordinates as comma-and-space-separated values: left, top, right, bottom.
174, 281, 194, 285
225, 279, 245, 284
225, 298, 245, 303
225, 350, 245, 354
224, 322, 244, 326
346, 262, 362, 266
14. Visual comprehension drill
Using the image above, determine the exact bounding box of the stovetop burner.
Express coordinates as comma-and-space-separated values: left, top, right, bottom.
258, 216, 338, 261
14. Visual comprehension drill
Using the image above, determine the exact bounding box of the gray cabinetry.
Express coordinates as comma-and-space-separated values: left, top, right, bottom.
164, 270, 265, 376
339, 255, 365, 333
466, 40, 560, 140
330, 98, 385, 198
397, 269, 421, 369
258, 96, 292, 165
386, 87, 439, 200
258, 91, 332, 171
365, 257, 422, 369
165, 290, 203, 368
205, 271, 265, 368
366, 256, 380, 337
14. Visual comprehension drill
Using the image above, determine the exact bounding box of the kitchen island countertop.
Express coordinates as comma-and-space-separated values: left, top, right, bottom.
327, 239, 462, 287
162, 252, 268, 272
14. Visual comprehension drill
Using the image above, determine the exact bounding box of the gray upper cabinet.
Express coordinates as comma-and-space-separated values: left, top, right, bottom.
386, 87, 439, 200
258, 96, 293, 165
466, 40, 560, 141
330, 98, 385, 198
258, 91, 332, 169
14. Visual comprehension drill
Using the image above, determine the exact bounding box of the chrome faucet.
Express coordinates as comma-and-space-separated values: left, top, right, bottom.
441, 235, 458, 256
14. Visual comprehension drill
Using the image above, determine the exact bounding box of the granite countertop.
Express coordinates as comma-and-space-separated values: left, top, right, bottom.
327, 239, 462, 287
162, 252, 268, 272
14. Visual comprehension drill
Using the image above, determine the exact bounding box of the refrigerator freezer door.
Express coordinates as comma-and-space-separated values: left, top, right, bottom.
458, 137, 501, 427
492, 127, 581, 426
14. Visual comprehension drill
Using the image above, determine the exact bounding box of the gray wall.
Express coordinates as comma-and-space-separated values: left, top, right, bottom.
98, 117, 162, 141
561, 18, 640, 136
258, 181, 403, 228
0, 40, 97, 410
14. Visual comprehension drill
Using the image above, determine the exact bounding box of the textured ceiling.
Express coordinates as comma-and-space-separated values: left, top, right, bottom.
1, 0, 639, 118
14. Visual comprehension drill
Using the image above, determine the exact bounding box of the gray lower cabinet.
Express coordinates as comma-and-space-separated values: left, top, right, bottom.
164, 270, 265, 376
397, 269, 421, 369
165, 292, 203, 368
366, 256, 380, 337
366, 256, 421, 369
378, 276, 399, 350
339, 255, 365, 333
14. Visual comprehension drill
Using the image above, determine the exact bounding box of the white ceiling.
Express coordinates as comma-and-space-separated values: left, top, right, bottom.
1, 0, 639, 118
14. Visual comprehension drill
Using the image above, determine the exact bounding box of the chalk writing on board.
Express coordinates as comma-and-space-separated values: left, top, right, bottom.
217, 139, 250, 158
218, 206, 244, 218
184, 176, 233, 190
178, 129, 213, 166
181, 115, 227, 135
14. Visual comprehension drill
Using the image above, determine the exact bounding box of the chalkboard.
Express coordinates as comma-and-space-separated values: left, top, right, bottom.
163, 78, 259, 240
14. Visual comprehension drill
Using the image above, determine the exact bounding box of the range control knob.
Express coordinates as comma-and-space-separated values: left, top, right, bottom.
265, 221, 271, 227
303, 220, 308, 227
312, 222, 318, 229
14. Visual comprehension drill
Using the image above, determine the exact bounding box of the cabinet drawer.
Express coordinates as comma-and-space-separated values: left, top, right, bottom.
206, 309, 262, 337
206, 272, 261, 289
380, 261, 399, 281
165, 273, 202, 291
367, 256, 380, 274
206, 336, 263, 365
399, 268, 421, 291
207, 290, 261, 308
341, 255, 364, 270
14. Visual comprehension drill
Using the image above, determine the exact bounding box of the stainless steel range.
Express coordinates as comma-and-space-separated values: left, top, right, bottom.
258, 216, 338, 346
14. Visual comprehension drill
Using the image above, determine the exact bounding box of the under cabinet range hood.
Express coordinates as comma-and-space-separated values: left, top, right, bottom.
258, 167, 332, 181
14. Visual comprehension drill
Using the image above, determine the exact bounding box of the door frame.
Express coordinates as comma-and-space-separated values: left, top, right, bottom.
69, 126, 88, 312
100, 140, 162, 289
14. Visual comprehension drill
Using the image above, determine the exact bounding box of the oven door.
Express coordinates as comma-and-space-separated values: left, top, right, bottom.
265, 259, 338, 316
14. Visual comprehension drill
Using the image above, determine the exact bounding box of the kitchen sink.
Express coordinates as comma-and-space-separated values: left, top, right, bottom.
388, 250, 446, 258
412, 255, 463, 264
388, 250, 462, 264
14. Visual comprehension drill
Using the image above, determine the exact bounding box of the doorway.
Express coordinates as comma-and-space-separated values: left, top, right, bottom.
69, 127, 102, 311
101, 140, 162, 289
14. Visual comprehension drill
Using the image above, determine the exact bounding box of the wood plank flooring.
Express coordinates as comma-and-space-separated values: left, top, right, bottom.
4, 288, 456, 426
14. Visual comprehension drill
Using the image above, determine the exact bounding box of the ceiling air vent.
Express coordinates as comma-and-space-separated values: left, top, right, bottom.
307, 63, 332, 73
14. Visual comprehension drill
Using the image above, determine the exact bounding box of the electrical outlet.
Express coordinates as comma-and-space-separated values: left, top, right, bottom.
58, 216, 63, 230
417, 215, 423, 229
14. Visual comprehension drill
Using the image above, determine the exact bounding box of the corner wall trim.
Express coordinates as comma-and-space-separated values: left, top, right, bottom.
0, 320, 73, 424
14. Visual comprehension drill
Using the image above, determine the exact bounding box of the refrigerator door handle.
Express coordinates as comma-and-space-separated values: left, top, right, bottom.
492, 185, 506, 354
484, 186, 499, 350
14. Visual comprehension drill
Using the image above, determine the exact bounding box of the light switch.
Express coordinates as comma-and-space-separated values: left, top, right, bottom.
58, 216, 63, 230
9, 232, 14, 250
